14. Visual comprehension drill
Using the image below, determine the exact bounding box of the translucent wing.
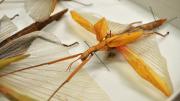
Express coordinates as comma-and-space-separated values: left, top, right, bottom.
0, 15, 17, 43
0, 54, 29, 70
69, 11, 130, 45
71, 11, 109, 42
122, 35, 173, 96
0, 31, 62, 70
77, 11, 130, 34
0, 33, 110, 101
24, 0, 57, 22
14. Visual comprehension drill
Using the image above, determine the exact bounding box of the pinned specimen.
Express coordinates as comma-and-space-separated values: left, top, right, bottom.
0, 15, 30, 70
70, 11, 172, 96
0, 10, 173, 101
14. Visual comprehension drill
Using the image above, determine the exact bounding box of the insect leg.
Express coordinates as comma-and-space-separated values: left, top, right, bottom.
0, 53, 82, 77
47, 54, 92, 101
10, 14, 19, 20
38, 36, 79, 47
154, 32, 169, 37
66, 57, 80, 71
129, 21, 142, 26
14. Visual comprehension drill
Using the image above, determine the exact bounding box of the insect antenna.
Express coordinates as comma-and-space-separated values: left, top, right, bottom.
166, 16, 178, 24
149, 6, 157, 22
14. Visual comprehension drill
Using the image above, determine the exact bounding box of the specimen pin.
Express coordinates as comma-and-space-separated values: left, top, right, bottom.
84, 41, 110, 71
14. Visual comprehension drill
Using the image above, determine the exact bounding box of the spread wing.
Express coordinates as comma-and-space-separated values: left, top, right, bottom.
119, 35, 173, 96
71, 11, 109, 42
68, 11, 173, 96
0, 55, 30, 70
0, 32, 110, 101
0, 31, 62, 70
75, 11, 129, 35
24, 0, 57, 22
0, 15, 17, 43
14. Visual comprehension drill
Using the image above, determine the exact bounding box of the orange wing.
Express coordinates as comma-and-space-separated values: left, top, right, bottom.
117, 46, 172, 96
94, 17, 108, 41
70, 11, 108, 42
107, 30, 143, 48
70, 11, 95, 34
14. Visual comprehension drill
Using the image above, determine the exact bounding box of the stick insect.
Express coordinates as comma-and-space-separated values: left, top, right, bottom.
0, 10, 173, 100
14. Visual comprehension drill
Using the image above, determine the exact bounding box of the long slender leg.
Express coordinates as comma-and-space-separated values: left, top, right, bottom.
10, 14, 19, 20
0, 53, 82, 77
38, 36, 79, 47
154, 32, 169, 37
47, 55, 92, 101
65, 57, 80, 71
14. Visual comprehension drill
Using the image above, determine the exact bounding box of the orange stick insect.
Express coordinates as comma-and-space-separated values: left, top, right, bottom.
0, 11, 172, 100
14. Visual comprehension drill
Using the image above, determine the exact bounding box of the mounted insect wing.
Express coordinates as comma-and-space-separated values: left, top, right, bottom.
0, 9, 71, 70
24, 0, 92, 22
0, 15, 30, 69
69, 11, 173, 96
25, 0, 57, 22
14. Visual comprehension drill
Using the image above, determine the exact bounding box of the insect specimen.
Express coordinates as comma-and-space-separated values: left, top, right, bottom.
0, 10, 173, 100
0, 14, 29, 69
69, 11, 172, 96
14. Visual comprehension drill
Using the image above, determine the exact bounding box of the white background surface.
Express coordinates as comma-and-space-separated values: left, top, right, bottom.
1, 0, 180, 101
